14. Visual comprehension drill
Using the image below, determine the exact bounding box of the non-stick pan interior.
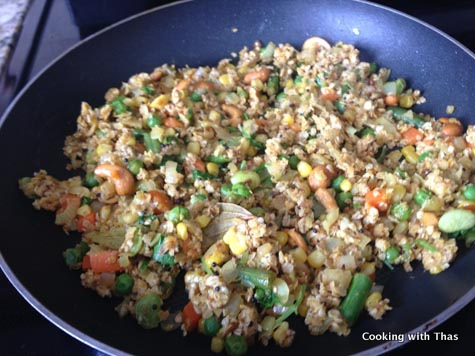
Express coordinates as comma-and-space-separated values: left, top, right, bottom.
1, 0, 475, 354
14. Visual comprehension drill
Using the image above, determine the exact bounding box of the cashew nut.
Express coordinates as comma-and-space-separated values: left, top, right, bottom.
222, 104, 243, 127
192, 81, 216, 91
243, 68, 270, 85
175, 79, 191, 90
302, 36, 331, 52
94, 164, 135, 196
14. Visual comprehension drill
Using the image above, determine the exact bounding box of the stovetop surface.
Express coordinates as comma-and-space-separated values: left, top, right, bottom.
2, 0, 475, 355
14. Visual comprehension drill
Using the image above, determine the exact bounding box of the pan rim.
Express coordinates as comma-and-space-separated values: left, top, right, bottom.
1, 0, 475, 355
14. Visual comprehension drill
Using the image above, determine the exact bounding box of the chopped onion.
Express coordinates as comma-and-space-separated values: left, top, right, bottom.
325, 237, 343, 251
375, 116, 398, 135
221, 259, 239, 283
165, 161, 179, 184
91, 200, 105, 212
224, 294, 241, 318
337, 255, 356, 270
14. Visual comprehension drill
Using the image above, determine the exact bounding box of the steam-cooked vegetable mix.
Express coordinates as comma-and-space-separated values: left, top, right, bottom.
19, 36, 475, 354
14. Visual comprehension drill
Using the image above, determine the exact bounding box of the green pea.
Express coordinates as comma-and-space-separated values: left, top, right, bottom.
231, 183, 251, 198
127, 159, 144, 175
204, 316, 221, 337
335, 101, 345, 114
168, 206, 190, 224
83, 171, 99, 188
76, 241, 90, 256
63, 248, 81, 268
224, 334, 248, 356
135, 293, 162, 329
462, 184, 475, 201
190, 91, 202, 102
438, 209, 475, 233
336, 191, 353, 210
359, 127, 375, 137
147, 114, 162, 128
288, 155, 300, 170
385, 245, 400, 264
331, 175, 345, 191
230, 170, 261, 189
81, 196, 92, 206
414, 189, 432, 206
267, 76, 280, 93
115, 273, 134, 296
390, 202, 412, 221
276, 92, 287, 102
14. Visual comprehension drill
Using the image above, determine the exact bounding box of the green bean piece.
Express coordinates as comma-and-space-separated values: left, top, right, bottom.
254, 288, 279, 308
224, 335, 248, 356
390, 202, 412, 221
395, 168, 407, 179
369, 62, 378, 74
276, 92, 287, 102
341, 84, 351, 95
267, 76, 280, 93
207, 155, 230, 164
336, 191, 353, 210
143, 132, 159, 153
359, 127, 375, 137
395, 78, 406, 95
168, 206, 190, 224
231, 183, 251, 198
190, 194, 207, 204
389, 106, 425, 128
127, 159, 144, 175
288, 155, 300, 170
376, 144, 388, 163
260, 42, 276, 60
142, 86, 155, 95
109, 96, 129, 115
462, 184, 475, 201
189, 91, 202, 102
135, 293, 162, 329
238, 266, 275, 290
438, 209, 475, 233
192, 169, 216, 180
294, 75, 303, 84
418, 152, 430, 162
147, 114, 162, 128
339, 273, 372, 326
115, 273, 134, 296
414, 189, 432, 206
415, 239, 437, 253
83, 171, 99, 188
204, 316, 221, 337
385, 245, 400, 264
331, 175, 345, 191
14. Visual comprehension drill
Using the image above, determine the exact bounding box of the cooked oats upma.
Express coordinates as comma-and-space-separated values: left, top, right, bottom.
19, 36, 475, 354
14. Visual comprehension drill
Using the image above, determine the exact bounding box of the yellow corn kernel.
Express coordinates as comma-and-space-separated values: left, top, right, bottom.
307, 249, 325, 268
296, 81, 306, 94
150, 126, 165, 141
250, 79, 264, 91
219, 74, 233, 87
290, 247, 307, 263
340, 179, 352, 192
203, 241, 230, 267
365, 292, 382, 310
96, 143, 112, 156
301, 181, 311, 197
285, 79, 294, 90
274, 231, 289, 246
209, 110, 221, 122
240, 138, 250, 152
298, 297, 309, 317
282, 114, 295, 125
238, 65, 248, 75
211, 337, 224, 353
273, 321, 289, 345
399, 95, 414, 109
207, 162, 220, 177
391, 184, 407, 203
246, 145, 258, 157
195, 215, 212, 228
297, 161, 312, 178
77, 205, 92, 217
150, 94, 170, 109
198, 318, 206, 334
100, 205, 111, 220
401, 145, 418, 164
176, 222, 189, 240
126, 136, 136, 146
223, 226, 248, 255
122, 212, 138, 224
187, 142, 201, 155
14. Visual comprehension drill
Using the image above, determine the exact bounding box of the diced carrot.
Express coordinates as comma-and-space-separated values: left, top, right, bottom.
89, 251, 121, 273
163, 117, 184, 128
56, 194, 81, 215
286, 229, 308, 251
82, 255, 91, 270
402, 127, 423, 145
423, 138, 434, 146
365, 188, 391, 212
182, 301, 201, 332
320, 88, 338, 102
149, 190, 173, 214
384, 94, 398, 106
77, 212, 96, 233
421, 212, 438, 226
194, 159, 206, 172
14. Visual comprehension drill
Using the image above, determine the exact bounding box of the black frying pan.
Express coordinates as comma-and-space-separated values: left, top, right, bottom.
1, 0, 475, 355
